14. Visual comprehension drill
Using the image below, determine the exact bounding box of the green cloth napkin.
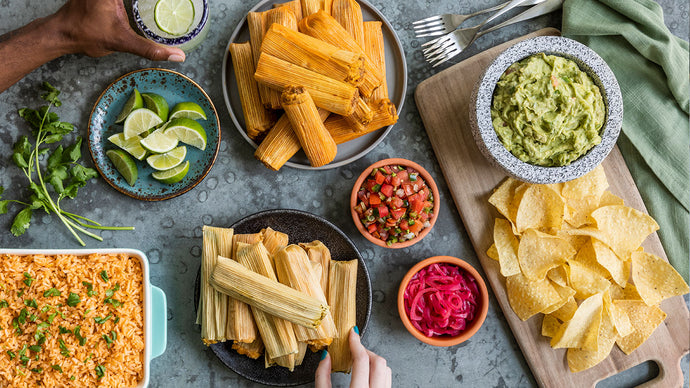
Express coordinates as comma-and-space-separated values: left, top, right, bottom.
562, 0, 689, 281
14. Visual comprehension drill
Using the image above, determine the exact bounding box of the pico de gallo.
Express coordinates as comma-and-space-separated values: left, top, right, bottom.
354, 164, 435, 246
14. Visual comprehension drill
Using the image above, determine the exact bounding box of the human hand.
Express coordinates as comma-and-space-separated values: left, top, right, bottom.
50, 0, 185, 62
315, 327, 392, 388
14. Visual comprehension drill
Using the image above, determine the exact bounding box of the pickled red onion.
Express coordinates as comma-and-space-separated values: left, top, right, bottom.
403, 263, 479, 337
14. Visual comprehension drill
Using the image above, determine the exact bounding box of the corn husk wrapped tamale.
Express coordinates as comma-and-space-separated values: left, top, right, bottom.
199, 226, 234, 344
261, 23, 364, 86
299, 11, 382, 98
273, 0, 303, 21
229, 42, 275, 140
331, 0, 365, 48
328, 259, 358, 373
274, 245, 337, 349
261, 227, 290, 256
232, 337, 264, 359
227, 235, 262, 344
255, 53, 357, 116
325, 98, 398, 144
281, 86, 338, 167
343, 95, 374, 132
363, 21, 388, 102
299, 241, 331, 294
301, 0, 332, 16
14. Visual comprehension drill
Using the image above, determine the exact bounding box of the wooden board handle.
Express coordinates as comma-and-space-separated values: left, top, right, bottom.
637, 356, 685, 388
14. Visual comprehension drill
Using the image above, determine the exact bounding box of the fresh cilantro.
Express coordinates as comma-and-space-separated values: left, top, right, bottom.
104, 298, 121, 308
66, 293, 80, 307
43, 288, 61, 297
99, 270, 109, 283
28, 345, 41, 353
23, 272, 34, 287
82, 281, 97, 296
74, 326, 86, 346
7, 350, 16, 359
0, 300, 8, 308
58, 339, 70, 357
0, 82, 134, 245
23, 299, 37, 308
94, 314, 113, 324
51, 365, 63, 373
95, 364, 105, 379
59, 326, 71, 334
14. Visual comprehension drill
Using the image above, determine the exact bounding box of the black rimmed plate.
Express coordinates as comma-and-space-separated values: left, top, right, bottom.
222, 0, 407, 170
88, 68, 220, 201
195, 209, 372, 386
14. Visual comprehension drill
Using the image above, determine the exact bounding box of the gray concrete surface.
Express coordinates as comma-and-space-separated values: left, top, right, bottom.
0, 1, 687, 387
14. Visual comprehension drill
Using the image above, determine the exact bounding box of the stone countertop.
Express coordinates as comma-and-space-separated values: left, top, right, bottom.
0, 1, 687, 387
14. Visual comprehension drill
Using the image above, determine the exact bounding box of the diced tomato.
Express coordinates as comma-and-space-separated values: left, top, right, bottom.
386, 218, 398, 227
390, 197, 404, 209
367, 223, 377, 233
382, 165, 392, 174
391, 175, 401, 187
418, 212, 429, 222
418, 188, 429, 201
368, 195, 381, 206
410, 198, 424, 214
400, 219, 409, 230
402, 183, 415, 197
407, 193, 419, 204
380, 184, 394, 198
409, 221, 423, 234
374, 170, 385, 185
366, 180, 378, 192
397, 170, 409, 182
390, 208, 406, 220
423, 201, 433, 210
377, 205, 389, 218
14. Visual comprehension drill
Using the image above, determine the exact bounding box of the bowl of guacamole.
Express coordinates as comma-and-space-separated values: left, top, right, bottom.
470, 36, 622, 184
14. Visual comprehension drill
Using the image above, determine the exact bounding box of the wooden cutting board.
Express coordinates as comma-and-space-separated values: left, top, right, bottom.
415, 28, 690, 387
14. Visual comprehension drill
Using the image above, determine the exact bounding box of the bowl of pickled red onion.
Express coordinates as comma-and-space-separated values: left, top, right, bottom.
397, 256, 488, 346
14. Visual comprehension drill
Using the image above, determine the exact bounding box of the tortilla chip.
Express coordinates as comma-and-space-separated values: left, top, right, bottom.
547, 265, 568, 287
515, 185, 565, 233
573, 239, 610, 280
621, 283, 642, 300
562, 164, 608, 200
604, 293, 634, 337
493, 218, 521, 276
555, 224, 590, 252
590, 205, 659, 259
542, 314, 561, 338
631, 251, 689, 306
487, 243, 498, 261
518, 229, 575, 280
592, 239, 628, 287
542, 281, 576, 314
599, 190, 624, 207
614, 300, 667, 354
564, 196, 600, 228
608, 283, 624, 300
488, 177, 522, 224
551, 293, 604, 350
506, 273, 562, 321
567, 305, 617, 372
567, 260, 610, 299
551, 296, 578, 322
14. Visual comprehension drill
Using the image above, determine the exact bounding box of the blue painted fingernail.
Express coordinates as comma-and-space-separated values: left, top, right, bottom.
319, 350, 328, 360
353, 325, 360, 335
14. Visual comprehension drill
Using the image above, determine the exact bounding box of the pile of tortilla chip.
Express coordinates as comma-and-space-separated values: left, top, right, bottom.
486, 166, 689, 372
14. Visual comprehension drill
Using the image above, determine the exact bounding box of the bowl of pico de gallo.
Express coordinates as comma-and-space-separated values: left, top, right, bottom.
350, 158, 440, 248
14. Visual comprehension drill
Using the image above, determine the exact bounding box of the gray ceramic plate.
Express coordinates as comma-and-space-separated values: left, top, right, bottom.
194, 209, 372, 386
221, 0, 407, 170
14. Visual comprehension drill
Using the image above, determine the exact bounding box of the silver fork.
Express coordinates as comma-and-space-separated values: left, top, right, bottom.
412, 0, 545, 38
424, 0, 563, 67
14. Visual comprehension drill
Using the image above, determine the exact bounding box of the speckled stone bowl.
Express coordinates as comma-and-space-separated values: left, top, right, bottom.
469, 36, 623, 184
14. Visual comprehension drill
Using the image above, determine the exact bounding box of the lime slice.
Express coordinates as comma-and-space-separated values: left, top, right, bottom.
123, 108, 164, 139
152, 160, 190, 184
108, 133, 148, 160
146, 146, 187, 171
140, 127, 179, 154
164, 118, 207, 150
115, 89, 143, 124
169, 101, 207, 120
106, 149, 138, 186
154, 0, 195, 36
142, 93, 169, 122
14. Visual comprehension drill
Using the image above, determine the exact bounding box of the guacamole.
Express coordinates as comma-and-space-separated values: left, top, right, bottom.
491, 53, 605, 167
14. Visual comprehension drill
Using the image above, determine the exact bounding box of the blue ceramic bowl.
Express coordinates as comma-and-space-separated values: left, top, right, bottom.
88, 68, 220, 201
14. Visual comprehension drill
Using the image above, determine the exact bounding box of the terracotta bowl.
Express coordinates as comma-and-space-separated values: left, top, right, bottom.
397, 256, 488, 347
350, 158, 440, 249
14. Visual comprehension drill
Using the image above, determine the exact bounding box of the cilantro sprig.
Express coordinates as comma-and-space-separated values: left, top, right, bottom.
0, 82, 134, 245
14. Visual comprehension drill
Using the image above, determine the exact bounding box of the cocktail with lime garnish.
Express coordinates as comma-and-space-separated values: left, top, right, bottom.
132, 0, 209, 52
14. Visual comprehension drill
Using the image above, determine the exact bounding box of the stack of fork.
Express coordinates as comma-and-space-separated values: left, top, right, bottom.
413, 0, 563, 66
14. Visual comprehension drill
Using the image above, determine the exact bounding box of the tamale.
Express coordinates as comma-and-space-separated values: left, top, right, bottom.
299, 241, 331, 294
255, 53, 357, 116
328, 259, 358, 373
363, 21, 388, 102
229, 42, 275, 140
343, 95, 374, 132
199, 226, 234, 345
231, 232, 264, 258
261, 227, 290, 256
301, 0, 332, 16
295, 342, 309, 366
273, 0, 303, 21
211, 246, 329, 328
254, 109, 331, 171
232, 337, 264, 359
326, 98, 398, 144
227, 235, 262, 343
299, 11, 382, 98
274, 245, 337, 349
261, 23, 364, 86
331, 0, 365, 48
248, 7, 298, 110
281, 86, 338, 167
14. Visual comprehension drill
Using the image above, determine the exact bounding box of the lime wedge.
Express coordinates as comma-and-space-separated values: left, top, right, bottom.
142, 92, 170, 122
140, 127, 179, 154
115, 89, 143, 124
154, 0, 195, 36
146, 146, 187, 171
108, 133, 148, 160
169, 101, 207, 120
164, 117, 207, 150
152, 160, 190, 184
123, 108, 164, 139
106, 149, 138, 186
